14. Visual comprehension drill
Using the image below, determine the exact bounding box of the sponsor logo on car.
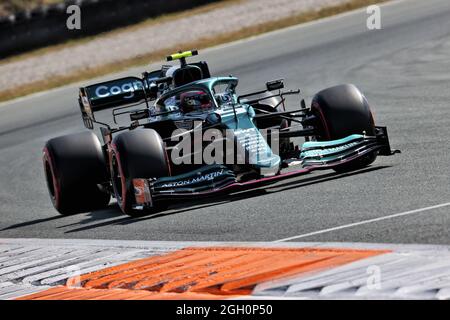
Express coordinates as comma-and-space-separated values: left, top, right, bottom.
159, 169, 225, 188
301, 141, 361, 158
94, 81, 144, 99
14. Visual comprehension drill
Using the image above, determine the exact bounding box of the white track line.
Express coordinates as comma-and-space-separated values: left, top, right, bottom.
274, 202, 450, 242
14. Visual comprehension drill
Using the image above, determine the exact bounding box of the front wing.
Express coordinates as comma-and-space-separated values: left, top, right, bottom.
132, 127, 399, 209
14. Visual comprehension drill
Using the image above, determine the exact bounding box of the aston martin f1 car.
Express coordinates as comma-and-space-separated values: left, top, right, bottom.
43, 50, 399, 216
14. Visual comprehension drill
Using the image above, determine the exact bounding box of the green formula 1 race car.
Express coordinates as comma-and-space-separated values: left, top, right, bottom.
43, 50, 399, 216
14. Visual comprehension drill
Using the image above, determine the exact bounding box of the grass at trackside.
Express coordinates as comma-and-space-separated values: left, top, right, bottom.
0, 0, 388, 102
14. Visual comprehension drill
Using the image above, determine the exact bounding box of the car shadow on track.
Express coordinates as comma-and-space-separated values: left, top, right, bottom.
0, 203, 123, 233
61, 165, 391, 234
63, 189, 269, 233
0, 215, 66, 231
55, 203, 123, 229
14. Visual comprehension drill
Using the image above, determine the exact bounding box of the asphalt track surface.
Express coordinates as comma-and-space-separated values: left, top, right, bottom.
0, 0, 449, 244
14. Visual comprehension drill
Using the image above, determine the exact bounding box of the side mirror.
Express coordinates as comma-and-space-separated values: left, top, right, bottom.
266, 79, 284, 91
301, 99, 306, 109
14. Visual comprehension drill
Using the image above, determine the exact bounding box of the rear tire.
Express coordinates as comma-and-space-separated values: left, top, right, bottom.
111, 129, 169, 217
43, 131, 110, 215
311, 84, 377, 173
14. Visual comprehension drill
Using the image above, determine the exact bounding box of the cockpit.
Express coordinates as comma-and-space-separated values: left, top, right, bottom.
154, 78, 238, 115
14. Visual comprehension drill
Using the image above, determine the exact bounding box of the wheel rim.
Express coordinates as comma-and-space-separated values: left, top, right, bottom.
311, 102, 331, 141
43, 149, 60, 208
111, 154, 124, 206
44, 160, 56, 201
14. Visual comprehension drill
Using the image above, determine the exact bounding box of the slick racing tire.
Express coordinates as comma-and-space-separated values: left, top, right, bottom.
311, 84, 377, 173
111, 129, 169, 217
43, 131, 111, 215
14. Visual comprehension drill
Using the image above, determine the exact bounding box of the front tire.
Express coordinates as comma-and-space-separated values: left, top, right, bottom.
43, 131, 110, 215
111, 129, 169, 217
311, 84, 377, 172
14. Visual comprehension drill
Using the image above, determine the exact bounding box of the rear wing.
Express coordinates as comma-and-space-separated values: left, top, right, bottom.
78, 49, 211, 130
79, 77, 148, 128
83, 77, 147, 109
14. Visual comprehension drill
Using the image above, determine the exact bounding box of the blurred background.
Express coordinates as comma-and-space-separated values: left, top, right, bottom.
0, 0, 220, 58
0, 1, 61, 17
0, 0, 382, 102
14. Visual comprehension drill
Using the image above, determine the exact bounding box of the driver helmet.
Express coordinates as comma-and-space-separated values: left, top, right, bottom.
180, 90, 212, 113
